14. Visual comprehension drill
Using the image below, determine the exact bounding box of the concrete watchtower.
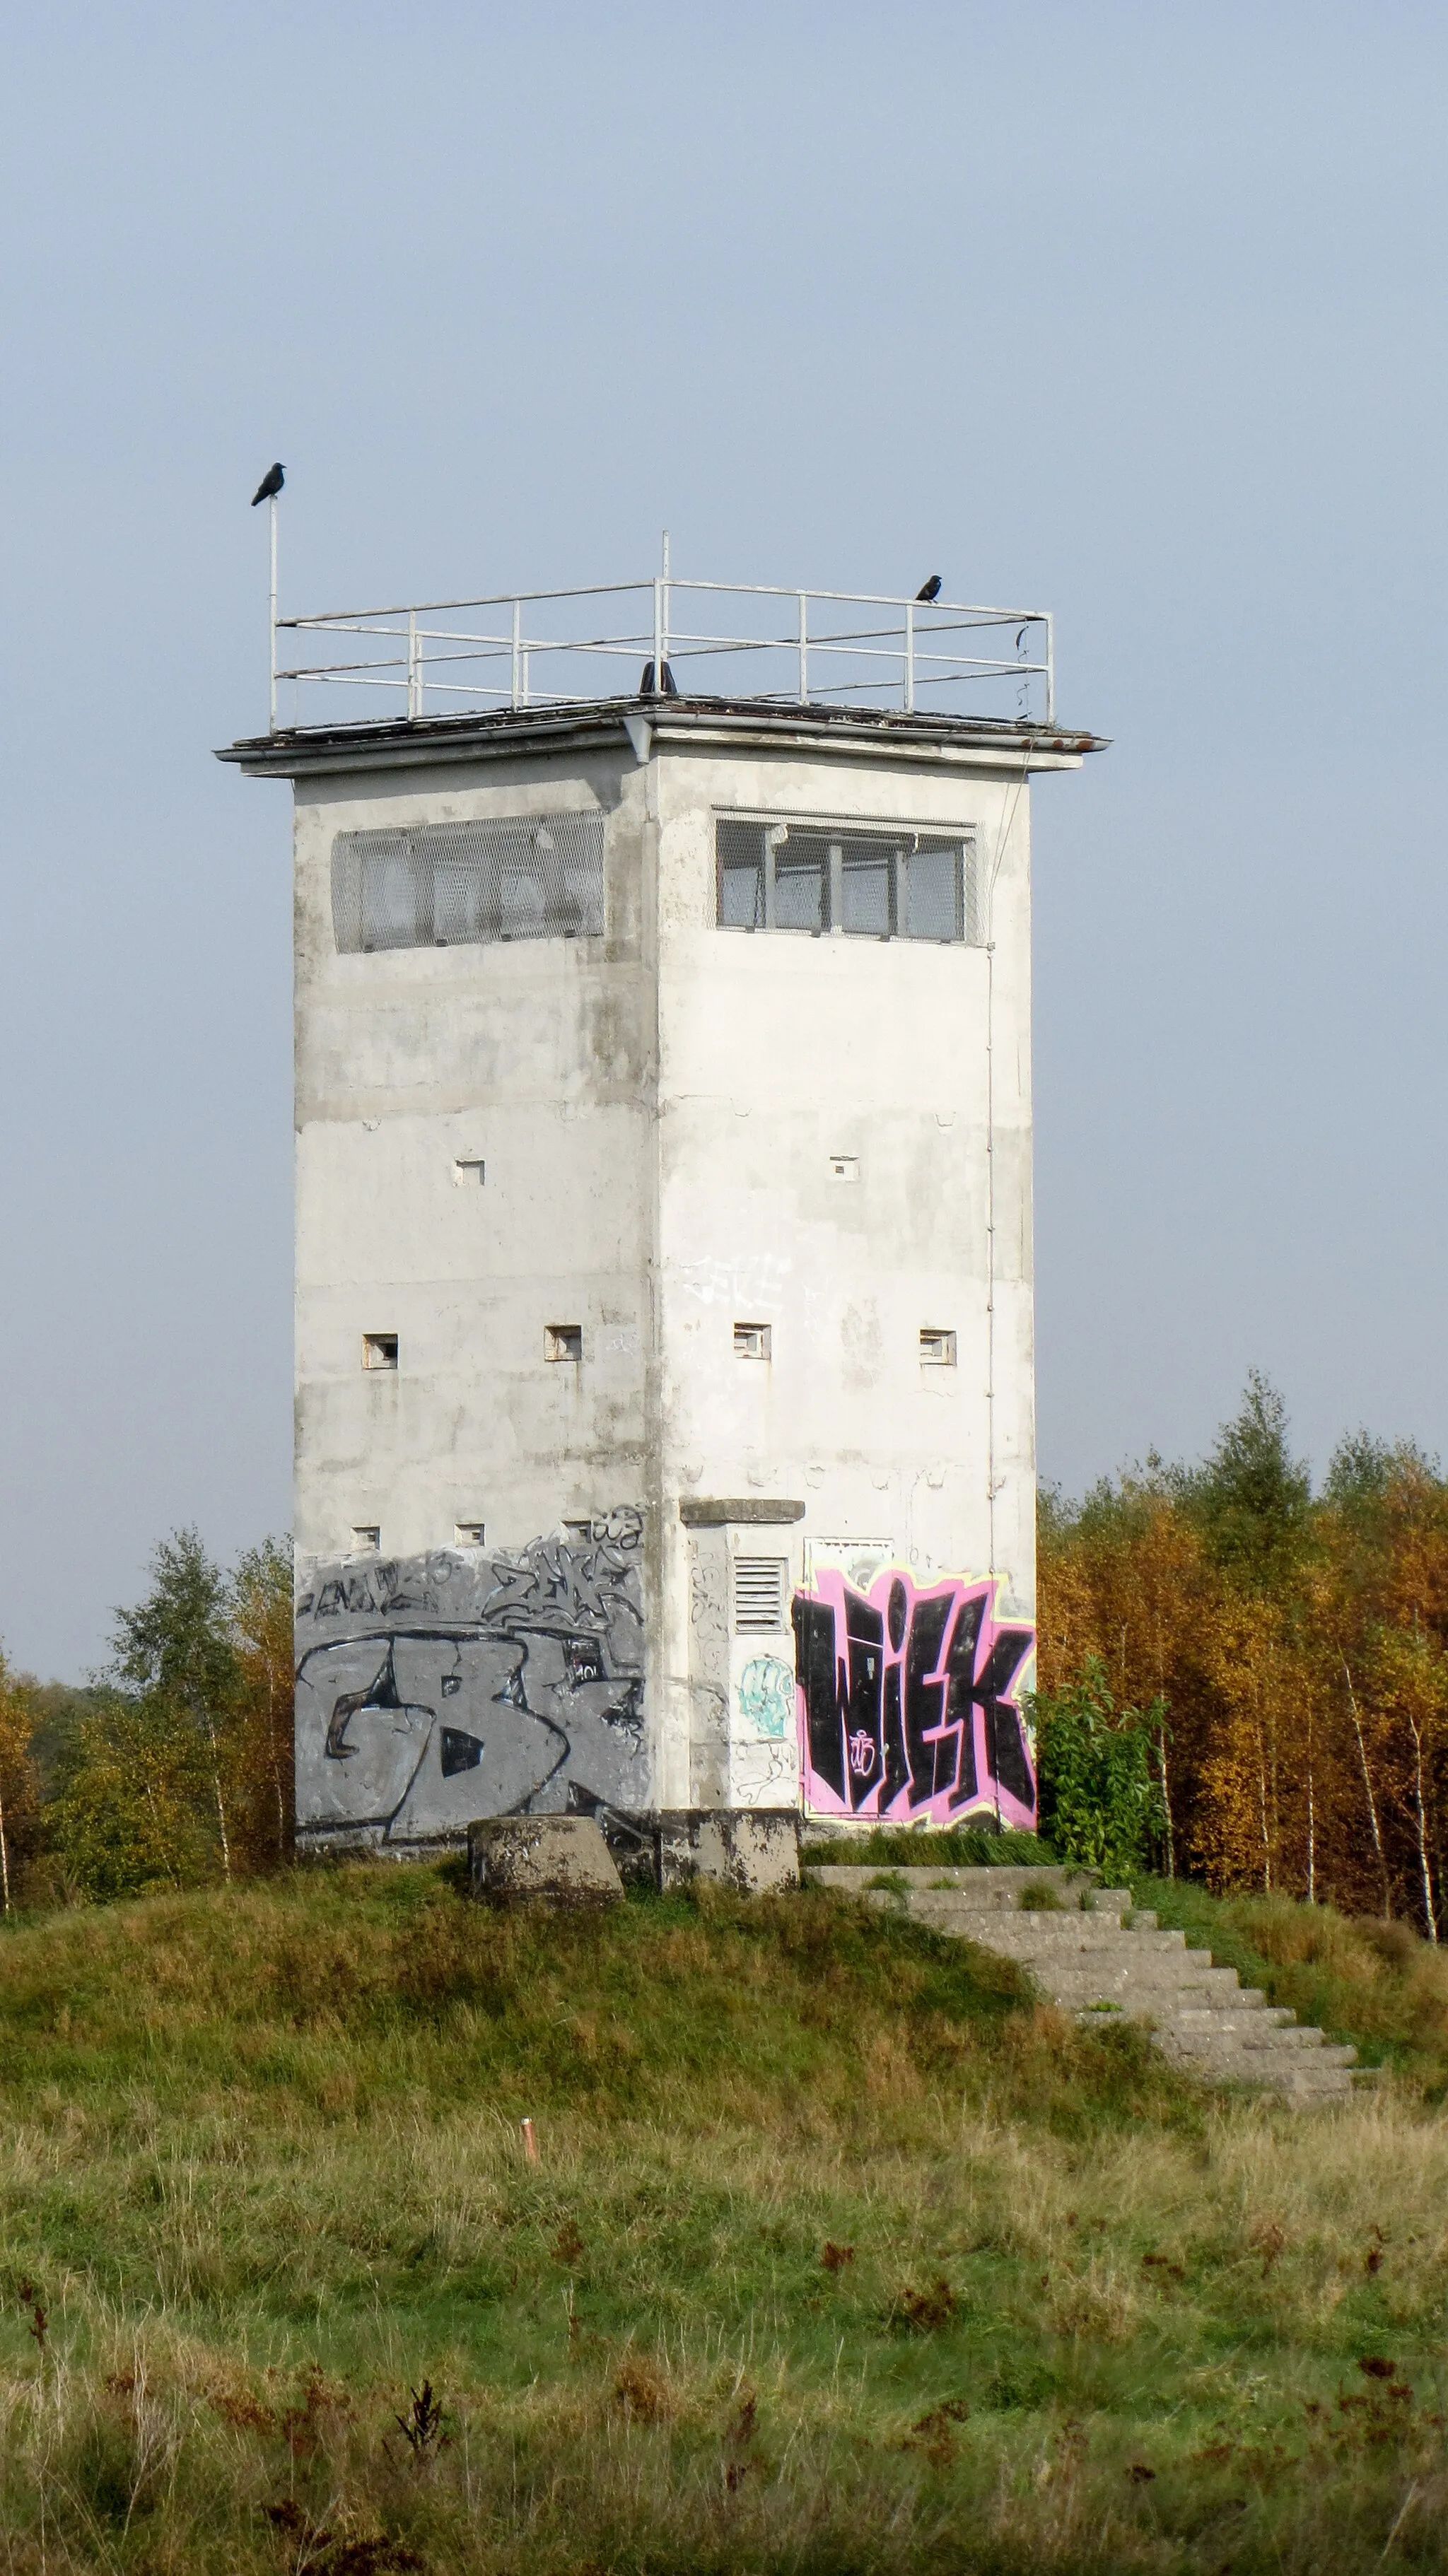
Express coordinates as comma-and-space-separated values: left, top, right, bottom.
220, 566, 1103, 1854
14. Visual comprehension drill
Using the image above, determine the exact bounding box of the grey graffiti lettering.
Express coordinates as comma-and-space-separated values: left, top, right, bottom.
295, 1514, 647, 1847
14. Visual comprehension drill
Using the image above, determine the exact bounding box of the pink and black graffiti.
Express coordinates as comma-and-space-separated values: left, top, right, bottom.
792, 1570, 1036, 1830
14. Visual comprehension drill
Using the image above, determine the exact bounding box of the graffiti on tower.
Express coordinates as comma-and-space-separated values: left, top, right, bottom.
791, 1567, 1035, 1831
293, 1511, 647, 1846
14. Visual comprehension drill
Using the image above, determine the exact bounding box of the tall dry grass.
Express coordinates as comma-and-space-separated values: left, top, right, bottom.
0, 1866, 1444, 2570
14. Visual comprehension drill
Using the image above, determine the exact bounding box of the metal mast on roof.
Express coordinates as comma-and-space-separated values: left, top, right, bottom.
269, 491, 279, 733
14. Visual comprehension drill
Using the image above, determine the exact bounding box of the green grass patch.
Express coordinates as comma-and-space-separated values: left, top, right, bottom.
810, 1825, 1054, 1868
0, 1865, 1442, 2570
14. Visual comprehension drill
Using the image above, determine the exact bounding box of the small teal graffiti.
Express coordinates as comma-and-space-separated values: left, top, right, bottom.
738, 1656, 795, 1739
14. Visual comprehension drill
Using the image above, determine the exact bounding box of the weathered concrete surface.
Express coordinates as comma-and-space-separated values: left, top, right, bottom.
469, 1816, 624, 1907
656, 1807, 801, 1893
293, 1530, 646, 1851
230, 700, 1097, 1839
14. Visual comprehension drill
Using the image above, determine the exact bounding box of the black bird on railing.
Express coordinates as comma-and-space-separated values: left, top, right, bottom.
251, 462, 285, 506
915, 573, 942, 603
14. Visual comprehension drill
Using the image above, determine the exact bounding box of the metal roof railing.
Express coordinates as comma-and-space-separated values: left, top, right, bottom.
267, 561, 1054, 734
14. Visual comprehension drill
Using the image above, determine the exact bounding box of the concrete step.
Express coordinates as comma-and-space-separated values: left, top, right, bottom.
895, 1899, 1174, 1943
810, 1865, 1359, 2103
1271, 2063, 1355, 2096
807, 1864, 1090, 1897
1152, 2032, 1355, 2083
1164, 2022, 1349, 2061
1034, 1961, 1245, 1998
1168, 1991, 1273, 2018
907, 1924, 1181, 1961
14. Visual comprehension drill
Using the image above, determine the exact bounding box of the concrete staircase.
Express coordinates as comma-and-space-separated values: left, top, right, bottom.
805, 1862, 1360, 2101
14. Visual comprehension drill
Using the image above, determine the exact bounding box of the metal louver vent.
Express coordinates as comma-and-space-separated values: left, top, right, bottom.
331, 813, 605, 955
733, 1557, 787, 1634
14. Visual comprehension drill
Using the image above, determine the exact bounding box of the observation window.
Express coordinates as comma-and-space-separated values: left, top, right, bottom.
716, 819, 981, 943
332, 814, 605, 955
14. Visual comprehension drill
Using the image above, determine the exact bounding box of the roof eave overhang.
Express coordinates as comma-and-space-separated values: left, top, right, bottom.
214, 698, 1108, 785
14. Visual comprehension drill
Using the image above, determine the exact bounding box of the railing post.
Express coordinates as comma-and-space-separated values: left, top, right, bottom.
653, 578, 663, 689
904, 599, 915, 713
1045, 613, 1055, 727
511, 599, 521, 710
268, 493, 278, 732
798, 591, 808, 703
407, 609, 421, 719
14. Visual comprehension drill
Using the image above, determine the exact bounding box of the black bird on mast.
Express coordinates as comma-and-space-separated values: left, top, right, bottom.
915, 573, 942, 603
251, 462, 284, 506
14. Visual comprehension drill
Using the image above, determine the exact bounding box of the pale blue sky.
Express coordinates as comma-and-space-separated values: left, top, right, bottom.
1, 2, 1444, 1675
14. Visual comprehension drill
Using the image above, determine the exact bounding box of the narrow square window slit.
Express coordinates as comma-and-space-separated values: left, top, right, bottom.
919, 1328, 957, 1366
454, 1521, 486, 1548
351, 1526, 380, 1552
545, 1324, 583, 1364
733, 1321, 771, 1360
363, 1333, 399, 1371
453, 1158, 486, 1187
829, 1154, 860, 1182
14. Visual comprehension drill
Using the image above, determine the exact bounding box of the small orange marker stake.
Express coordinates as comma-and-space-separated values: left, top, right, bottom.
521, 2117, 539, 2163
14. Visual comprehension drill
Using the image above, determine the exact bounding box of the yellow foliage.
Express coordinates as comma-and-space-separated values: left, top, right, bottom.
0, 1645, 42, 1911
1038, 1452, 1448, 1928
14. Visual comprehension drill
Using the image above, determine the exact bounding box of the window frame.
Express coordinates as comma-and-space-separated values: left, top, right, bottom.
331, 812, 607, 958
714, 816, 978, 946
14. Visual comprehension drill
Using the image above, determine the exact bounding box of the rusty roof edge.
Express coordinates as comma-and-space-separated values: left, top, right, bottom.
215, 695, 1109, 783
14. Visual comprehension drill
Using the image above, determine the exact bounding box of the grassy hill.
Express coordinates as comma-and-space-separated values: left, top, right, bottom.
0, 1865, 1445, 2573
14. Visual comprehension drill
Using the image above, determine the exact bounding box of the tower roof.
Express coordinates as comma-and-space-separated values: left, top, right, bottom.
218, 693, 1107, 782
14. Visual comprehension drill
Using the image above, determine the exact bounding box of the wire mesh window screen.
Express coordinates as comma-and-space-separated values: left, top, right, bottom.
715, 819, 977, 944
732, 1557, 788, 1634
332, 814, 606, 954
839, 837, 893, 935
717, 819, 766, 929
775, 842, 827, 932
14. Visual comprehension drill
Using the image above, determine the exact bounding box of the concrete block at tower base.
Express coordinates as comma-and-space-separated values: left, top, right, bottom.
469, 1817, 624, 1909
655, 1809, 801, 1895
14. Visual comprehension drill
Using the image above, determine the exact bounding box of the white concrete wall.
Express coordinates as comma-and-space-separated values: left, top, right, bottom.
293, 750, 654, 1564
648, 749, 1036, 1808
289, 724, 1043, 1833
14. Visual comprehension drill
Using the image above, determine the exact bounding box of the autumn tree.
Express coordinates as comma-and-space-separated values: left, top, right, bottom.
110, 1528, 240, 1875
49, 1530, 295, 1902
230, 1537, 295, 1870
0, 1650, 42, 1914
1039, 1382, 1448, 1931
